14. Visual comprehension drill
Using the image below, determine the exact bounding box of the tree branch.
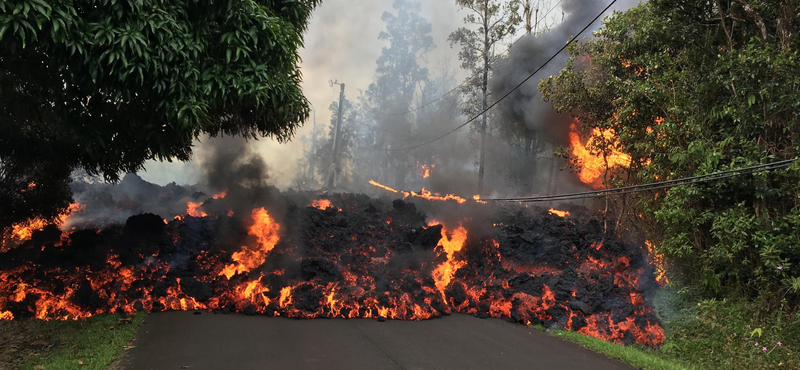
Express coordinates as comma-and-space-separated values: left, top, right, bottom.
734, 0, 768, 43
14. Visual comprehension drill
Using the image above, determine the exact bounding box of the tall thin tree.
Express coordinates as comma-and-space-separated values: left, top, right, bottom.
450, 0, 521, 194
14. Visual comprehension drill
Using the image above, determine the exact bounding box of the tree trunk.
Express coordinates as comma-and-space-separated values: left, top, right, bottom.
777, 0, 794, 53
524, 0, 533, 34
735, 0, 768, 43
477, 8, 490, 195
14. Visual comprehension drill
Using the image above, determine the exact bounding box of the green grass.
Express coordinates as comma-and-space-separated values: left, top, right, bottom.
550, 329, 693, 370
0, 313, 145, 370
533, 286, 800, 370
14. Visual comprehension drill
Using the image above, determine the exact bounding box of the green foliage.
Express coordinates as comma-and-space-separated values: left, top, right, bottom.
0, 0, 320, 228
650, 289, 800, 370
0, 313, 145, 370
449, 0, 521, 119
540, 0, 800, 306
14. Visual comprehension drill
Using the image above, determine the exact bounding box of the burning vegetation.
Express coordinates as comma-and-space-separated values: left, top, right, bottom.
568, 122, 632, 189
0, 178, 665, 347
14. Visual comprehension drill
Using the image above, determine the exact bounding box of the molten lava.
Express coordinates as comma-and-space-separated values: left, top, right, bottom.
368, 180, 406, 195
2, 202, 84, 251
430, 222, 468, 301
569, 123, 631, 188
0, 190, 665, 348
220, 208, 281, 279
187, 201, 207, 218
311, 199, 333, 210
368, 180, 471, 205
409, 189, 467, 205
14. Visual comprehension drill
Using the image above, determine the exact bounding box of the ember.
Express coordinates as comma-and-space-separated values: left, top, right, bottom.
0, 181, 664, 347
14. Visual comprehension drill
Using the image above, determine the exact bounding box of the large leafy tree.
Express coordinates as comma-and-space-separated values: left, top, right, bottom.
362, 0, 433, 188
0, 0, 320, 228
541, 0, 800, 302
449, 0, 521, 194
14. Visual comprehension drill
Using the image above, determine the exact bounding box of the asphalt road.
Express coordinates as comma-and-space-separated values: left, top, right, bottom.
118, 312, 636, 370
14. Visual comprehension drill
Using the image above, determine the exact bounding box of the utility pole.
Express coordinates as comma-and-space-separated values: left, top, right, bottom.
308, 105, 317, 181
326, 80, 346, 189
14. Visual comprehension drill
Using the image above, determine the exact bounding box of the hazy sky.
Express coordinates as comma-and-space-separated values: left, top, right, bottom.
138, 0, 568, 189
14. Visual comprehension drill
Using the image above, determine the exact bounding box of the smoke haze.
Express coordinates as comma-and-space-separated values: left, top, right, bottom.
133, 0, 644, 198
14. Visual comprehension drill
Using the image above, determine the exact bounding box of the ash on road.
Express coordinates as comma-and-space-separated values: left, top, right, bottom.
118, 312, 635, 370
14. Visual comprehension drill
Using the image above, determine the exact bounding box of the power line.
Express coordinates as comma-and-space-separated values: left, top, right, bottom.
373, 0, 617, 152
352, 158, 796, 203
487, 159, 797, 202
379, 0, 564, 118
486, 159, 798, 202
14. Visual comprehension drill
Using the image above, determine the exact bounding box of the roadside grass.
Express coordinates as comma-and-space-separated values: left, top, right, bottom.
0, 313, 145, 370
550, 329, 693, 370
536, 286, 800, 370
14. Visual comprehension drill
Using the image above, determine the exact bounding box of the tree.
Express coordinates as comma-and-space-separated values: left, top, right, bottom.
449, 0, 521, 194
362, 0, 434, 188
540, 0, 800, 304
0, 0, 320, 228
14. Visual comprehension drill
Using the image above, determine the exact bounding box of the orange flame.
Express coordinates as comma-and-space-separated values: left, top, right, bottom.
220, 208, 281, 279
548, 209, 570, 218
473, 195, 488, 204
410, 189, 467, 204
645, 240, 669, 285
430, 222, 468, 301
569, 123, 631, 188
3, 202, 84, 249
368, 180, 407, 196
420, 164, 435, 179
187, 201, 207, 218
311, 199, 333, 210
212, 190, 228, 200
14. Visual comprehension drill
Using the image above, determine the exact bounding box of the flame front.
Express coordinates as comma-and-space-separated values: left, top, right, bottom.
430, 222, 468, 301
311, 199, 333, 210
549, 209, 570, 218
0, 195, 664, 348
220, 208, 281, 279
187, 201, 207, 218
569, 123, 631, 188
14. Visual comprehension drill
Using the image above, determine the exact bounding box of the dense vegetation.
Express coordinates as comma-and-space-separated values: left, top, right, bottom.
0, 0, 320, 228
541, 0, 799, 305
541, 1, 800, 367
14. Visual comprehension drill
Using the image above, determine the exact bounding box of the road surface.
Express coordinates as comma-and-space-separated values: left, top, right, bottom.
117, 312, 635, 370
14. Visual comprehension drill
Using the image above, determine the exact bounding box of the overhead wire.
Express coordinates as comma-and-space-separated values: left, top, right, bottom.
346, 158, 796, 203
485, 159, 798, 202
497, 159, 797, 203
378, 0, 565, 118
372, 0, 617, 152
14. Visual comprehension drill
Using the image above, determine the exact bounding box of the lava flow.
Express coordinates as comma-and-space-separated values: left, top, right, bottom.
0, 181, 665, 348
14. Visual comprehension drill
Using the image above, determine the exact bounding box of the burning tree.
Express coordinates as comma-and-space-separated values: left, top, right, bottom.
540, 0, 800, 305
0, 0, 320, 230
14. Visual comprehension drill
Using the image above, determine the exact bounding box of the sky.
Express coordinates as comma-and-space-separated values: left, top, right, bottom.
136, 0, 571, 189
